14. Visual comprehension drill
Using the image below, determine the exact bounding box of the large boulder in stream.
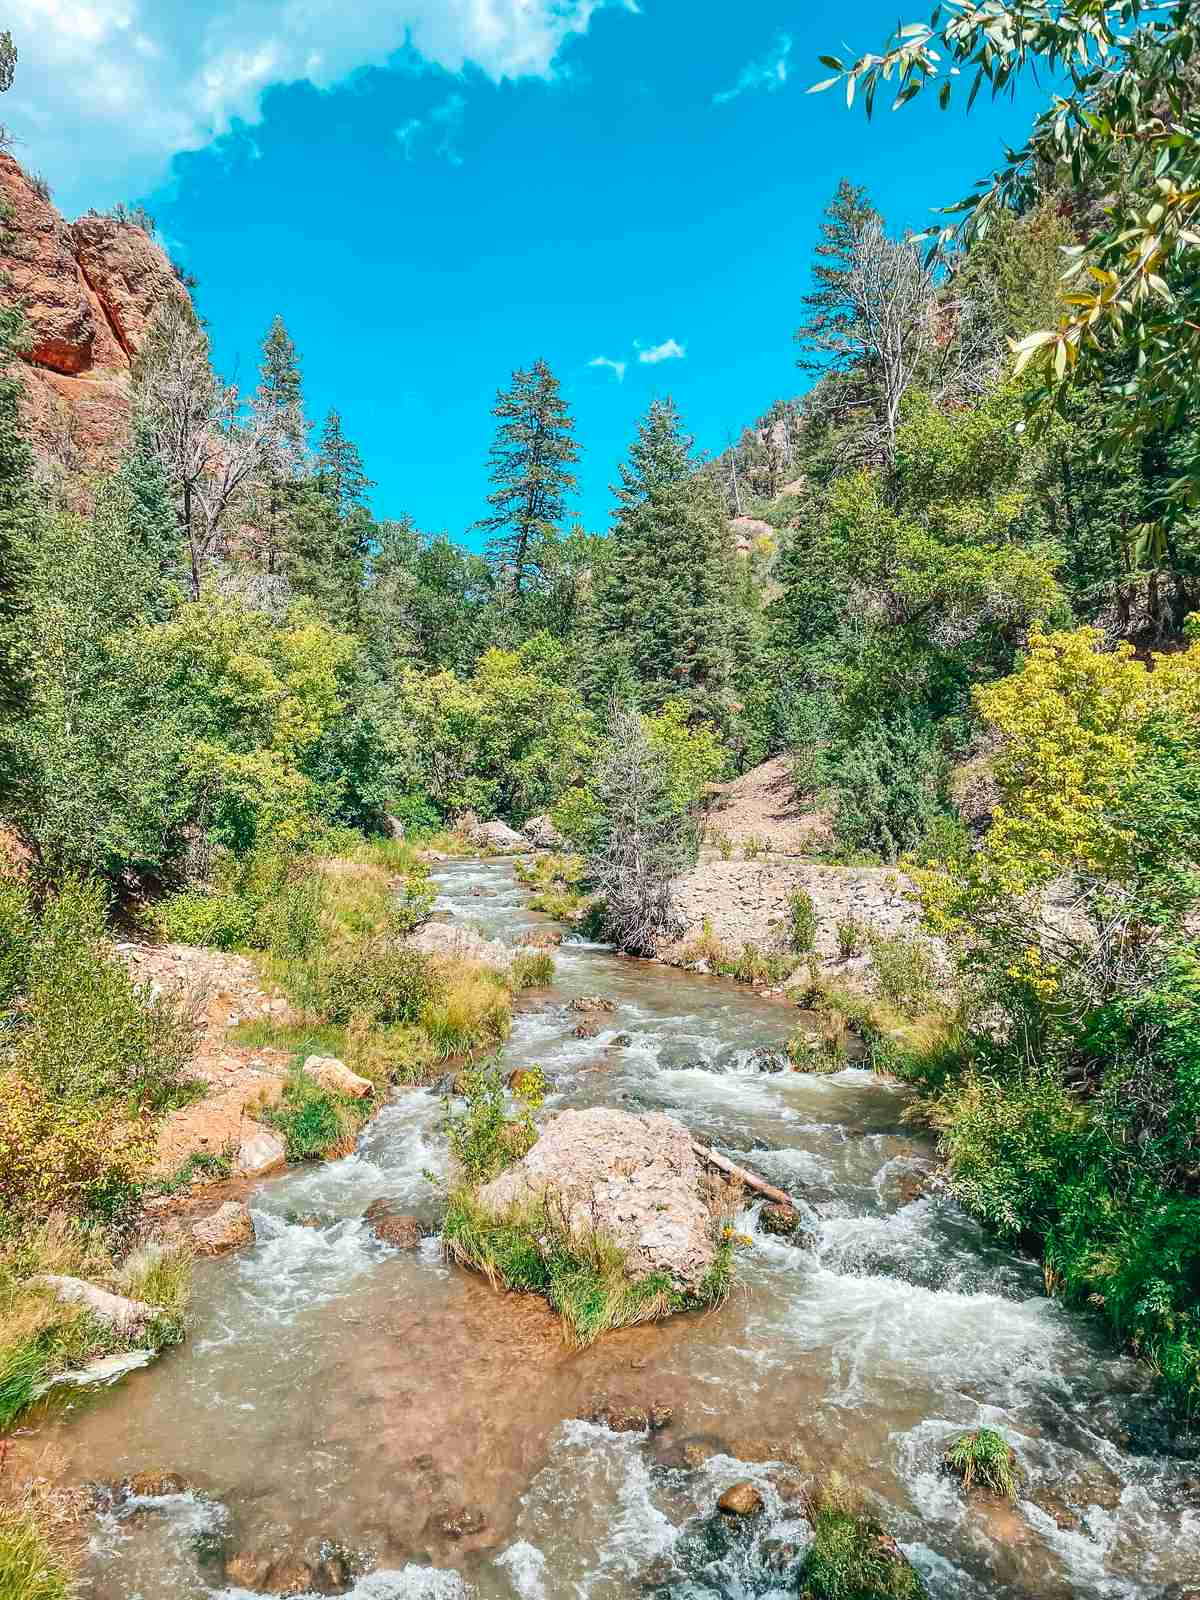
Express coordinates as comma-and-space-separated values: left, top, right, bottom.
470, 818, 527, 852
476, 1108, 717, 1292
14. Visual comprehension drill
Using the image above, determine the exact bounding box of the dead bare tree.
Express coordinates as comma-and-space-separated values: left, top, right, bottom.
135, 301, 292, 598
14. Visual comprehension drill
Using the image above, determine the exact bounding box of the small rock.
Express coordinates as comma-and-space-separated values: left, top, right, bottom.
611, 1031, 632, 1046
303, 1055, 373, 1099
759, 1203, 804, 1240
572, 1019, 601, 1039
364, 1199, 424, 1249
588, 1395, 672, 1433
191, 1201, 255, 1256
224, 1552, 272, 1589
432, 1505, 487, 1538
524, 928, 563, 948
717, 1481, 764, 1517
125, 1470, 192, 1498
235, 1128, 286, 1177
571, 995, 616, 1013
747, 1047, 788, 1074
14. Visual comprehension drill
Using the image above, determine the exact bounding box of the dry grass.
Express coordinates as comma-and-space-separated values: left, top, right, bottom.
420, 964, 512, 1060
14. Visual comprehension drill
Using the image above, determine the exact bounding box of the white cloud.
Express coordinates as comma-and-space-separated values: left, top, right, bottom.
6, 1, 615, 212
713, 31, 792, 105
637, 338, 685, 365
588, 355, 626, 381
395, 91, 467, 164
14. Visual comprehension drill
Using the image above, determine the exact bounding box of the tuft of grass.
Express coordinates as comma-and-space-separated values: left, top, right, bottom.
0, 1499, 73, 1600
443, 1191, 732, 1348
942, 1428, 1020, 1499
798, 1476, 928, 1599
0, 1221, 193, 1430
741, 833, 769, 860
515, 853, 587, 923
836, 917, 865, 960
420, 966, 511, 1060
511, 951, 556, 992
708, 829, 734, 860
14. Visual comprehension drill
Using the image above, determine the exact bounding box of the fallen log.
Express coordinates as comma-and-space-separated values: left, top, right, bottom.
691, 1142, 794, 1208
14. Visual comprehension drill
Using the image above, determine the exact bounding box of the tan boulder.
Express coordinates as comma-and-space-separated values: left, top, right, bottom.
476, 1108, 717, 1293
34, 1276, 157, 1342
235, 1128, 286, 1177
717, 1481, 765, 1517
191, 1201, 255, 1255
303, 1054, 373, 1099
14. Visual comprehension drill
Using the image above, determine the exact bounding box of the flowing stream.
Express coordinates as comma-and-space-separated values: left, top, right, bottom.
26, 859, 1199, 1598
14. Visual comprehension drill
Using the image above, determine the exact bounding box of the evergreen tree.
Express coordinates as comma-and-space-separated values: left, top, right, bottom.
316, 409, 372, 519
794, 178, 879, 378
589, 398, 732, 714
478, 359, 579, 595
116, 420, 185, 611
258, 316, 307, 572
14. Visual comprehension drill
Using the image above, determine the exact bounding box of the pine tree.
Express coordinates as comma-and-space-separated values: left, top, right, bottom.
258, 316, 307, 572
794, 178, 879, 377
116, 420, 185, 611
316, 409, 372, 519
478, 359, 579, 595
589, 398, 732, 714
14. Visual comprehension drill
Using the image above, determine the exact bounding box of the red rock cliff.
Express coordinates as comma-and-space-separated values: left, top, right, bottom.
0, 153, 190, 479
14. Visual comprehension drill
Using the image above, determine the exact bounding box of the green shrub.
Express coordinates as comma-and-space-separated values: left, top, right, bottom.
261, 1067, 367, 1161
867, 930, 938, 1015
0, 877, 34, 1013
798, 1477, 927, 1599
304, 941, 443, 1026
832, 715, 948, 864
444, 1064, 538, 1186
742, 833, 769, 860
709, 829, 734, 860
788, 887, 817, 953
154, 889, 253, 949
511, 951, 556, 991
942, 1428, 1020, 1498
16, 877, 198, 1114
836, 917, 865, 959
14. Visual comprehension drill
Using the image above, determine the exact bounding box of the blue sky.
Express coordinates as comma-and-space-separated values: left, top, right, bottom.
10, 1, 1049, 543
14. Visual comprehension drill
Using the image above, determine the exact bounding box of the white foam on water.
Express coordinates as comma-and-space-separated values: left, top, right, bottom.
219, 1568, 470, 1600
495, 1540, 547, 1600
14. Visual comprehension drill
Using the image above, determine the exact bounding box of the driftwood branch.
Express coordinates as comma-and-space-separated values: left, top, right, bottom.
691, 1142, 794, 1208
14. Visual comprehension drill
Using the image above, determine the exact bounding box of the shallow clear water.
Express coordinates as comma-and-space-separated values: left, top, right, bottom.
26, 859, 1200, 1598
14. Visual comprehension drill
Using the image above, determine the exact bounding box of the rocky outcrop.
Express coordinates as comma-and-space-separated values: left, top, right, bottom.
729, 515, 774, 556
522, 814, 566, 850
477, 1108, 717, 1292
665, 859, 924, 964
191, 1201, 256, 1255
0, 154, 188, 480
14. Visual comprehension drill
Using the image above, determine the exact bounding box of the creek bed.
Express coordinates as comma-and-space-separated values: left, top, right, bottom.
27, 858, 1199, 1598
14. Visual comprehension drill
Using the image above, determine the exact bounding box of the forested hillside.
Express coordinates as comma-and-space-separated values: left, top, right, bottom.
2, 12, 1200, 1582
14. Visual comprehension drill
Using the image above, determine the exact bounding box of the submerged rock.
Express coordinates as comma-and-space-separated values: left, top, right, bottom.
522, 927, 563, 948
364, 1199, 425, 1249
572, 1019, 602, 1039
124, 1470, 194, 1498
476, 1107, 717, 1292
191, 1201, 255, 1255
586, 1394, 673, 1433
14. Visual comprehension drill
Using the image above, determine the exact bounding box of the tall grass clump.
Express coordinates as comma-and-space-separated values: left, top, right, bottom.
788, 887, 817, 953
867, 930, 939, 1015
797, 1477, 927, 1599
260, 1065, 368, 1161
942, 1428, 1020, 1498
511, 951, 556, 991
0, 1498, 73, 1600
420, 966, 511, 1059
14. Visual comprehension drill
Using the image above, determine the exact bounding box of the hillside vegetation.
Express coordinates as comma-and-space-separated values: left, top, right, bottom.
0, 3, 1197, 1517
